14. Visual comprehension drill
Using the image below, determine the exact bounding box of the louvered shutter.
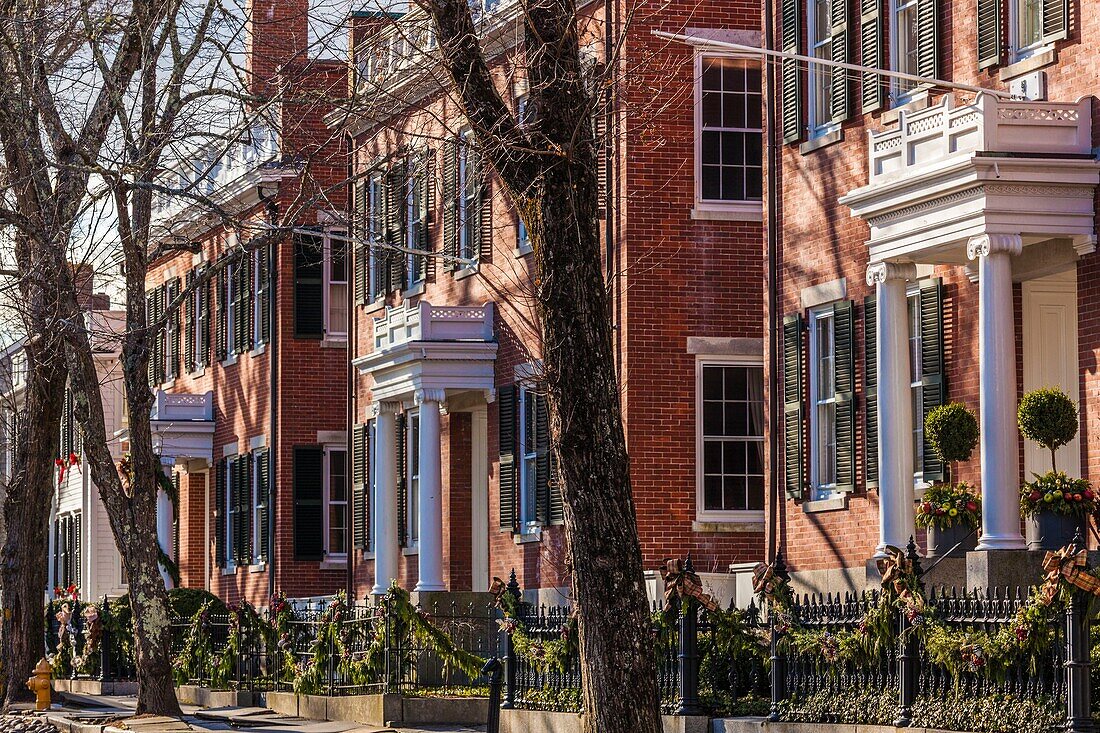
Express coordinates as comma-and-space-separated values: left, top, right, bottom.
498, 385, 518, 530
146, 291, 157, 385
257, 246, 271, 345
473, 146, 493, 262
256, 449, 270, 563
352, 423, 368, 550
976, 0, 1002, 69
167, 279, 181, 380
860, 0, 884, 112
230, 456, 242, 563
592, 95, 608, 215
215, 458, 227, 567
184, 271, 195, 372
782, 314, 804, 499
354, 181, 369, 305
215, 267, 228, 361
916, 0, 938, 81
293, 233, 325, 339
781, 0, 802, 143
385, 167, 407, 291
419, 150, 435, 281
73, 513, 81, 589
293, 446, 324, 561
863, 295, 879, 489
534, 391, 551, 525
829, 0, 851, 122
919, 278, 946, 482
60, 388, 72, 459
199, 273, 211, 367
442, 140, 459, 270
548, 443, 564, 525
239, 454, 254, 563
833, 301, 856, 491
395, 414, 408, 547
1040, 0, 1068, 43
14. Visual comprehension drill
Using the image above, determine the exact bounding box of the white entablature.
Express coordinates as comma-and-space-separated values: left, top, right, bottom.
840, 93, 1100, 266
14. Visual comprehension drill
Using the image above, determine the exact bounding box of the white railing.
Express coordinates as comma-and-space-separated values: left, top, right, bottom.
152, 126, 279, 218
152, 390, 214, 422
868, 93, 1092, 182
373, 301, 494, 352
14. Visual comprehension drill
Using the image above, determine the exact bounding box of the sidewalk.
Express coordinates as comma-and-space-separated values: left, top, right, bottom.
41, 693, 487, 733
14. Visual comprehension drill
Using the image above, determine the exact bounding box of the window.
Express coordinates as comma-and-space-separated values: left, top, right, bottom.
224, 260, 236, 357
458, 132, 478, 262
406, 412, 420, 546
188, 266, 210, 371
807, 0, 835, 137
891, 0, 919, 101
368, 422, 376, 553
698, 363, 765, 516
367, 172, 385, 300
518, 386, 544, 532
406, 157, 426, 288
254, 249, 270, 346
809, 307, 837, 499
252, 451, 267, 564
53, 512, 82, 591
698, 56, 763, 202
1012, 0, 1044, 58
324, 447, 348, 557
325, 233, 348, 336
164, 279, 180, 380
225, 458, 239, 566
907, 291, 926, 483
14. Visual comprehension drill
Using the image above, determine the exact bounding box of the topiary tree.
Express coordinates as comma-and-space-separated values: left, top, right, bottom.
1018, 387, 1079, 473
925, 402, 979, 483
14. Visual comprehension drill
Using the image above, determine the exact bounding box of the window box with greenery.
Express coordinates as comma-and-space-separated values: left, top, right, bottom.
1017, 388, 1093, 551
919, 403, 980, 557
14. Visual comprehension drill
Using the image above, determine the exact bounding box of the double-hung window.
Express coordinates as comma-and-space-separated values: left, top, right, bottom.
406, 157, 426, 288
1011, 0, 1044, 59
458, 133, 478, 262
809, 307, 837, 499
698, 362, 765, 518
367, 172, 385, 300
518, 386, 541, 532
406, 412, 420, 547
325, 233, 348, 337
324, 447, 348, 558
807, 0, 835, 137
224, 260, 237, 358
908, 290, 926, 484
225, 458, 240, 566
698, 56, 763, 203
891, 0, 920, 102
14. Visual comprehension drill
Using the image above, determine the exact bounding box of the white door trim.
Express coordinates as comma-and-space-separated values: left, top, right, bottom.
471, 407, 489, 592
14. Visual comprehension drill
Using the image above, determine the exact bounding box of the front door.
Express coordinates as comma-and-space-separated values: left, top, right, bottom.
1022, 269, 1081, 477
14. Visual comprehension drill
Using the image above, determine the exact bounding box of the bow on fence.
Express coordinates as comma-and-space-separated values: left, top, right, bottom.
877, 545, 926, 613
1040, 543, 1100, 605
660, 559, 719, 613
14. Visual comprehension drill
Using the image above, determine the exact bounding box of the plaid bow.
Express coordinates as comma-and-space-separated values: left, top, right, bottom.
1040, 543, 1100, 604
661, 559, 719, 613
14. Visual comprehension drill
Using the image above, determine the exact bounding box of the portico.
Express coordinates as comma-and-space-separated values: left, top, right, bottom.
842, 93, 1100, 555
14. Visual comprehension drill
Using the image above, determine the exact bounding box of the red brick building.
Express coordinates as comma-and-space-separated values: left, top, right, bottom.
341, 0, 767, 599
145, 0, 350, 605
769, 0, 1100, 589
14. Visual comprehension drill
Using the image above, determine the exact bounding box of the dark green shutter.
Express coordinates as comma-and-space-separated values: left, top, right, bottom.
498, 385, 518, 530
919, 278, 946, 482
1041, 0, 1068, 43
257, 246, 271, 345
215, 266, 228, 361
442, 139, 459, 270
386, 167, 407, 291
215, 458, 226, 567
236, 453, 253, 563
293, 446, 324, 560
293, 233, 325, 339
782, 314, 804, 499
781, 0, 802, 143
73, 513, 81, 589
829, 0, 851, 122
256, 449, 270, 563
860, 0, 884, 112
976, 0, 1002, 69
534, 391, 550, 525
833, 301, 856, 492
167, 278, 180, 380
352, 423, 368, 550
863, 295, 879, 489
548, 443, 563, 525
419, 150, 435, 281
354, 181, 369, 305
395, 414, 407, 547
146, 291, 157, 385
199, 272, 211, 367
473, 147, 493, 262
184, 271, 195, 372
916, 0, 938, 81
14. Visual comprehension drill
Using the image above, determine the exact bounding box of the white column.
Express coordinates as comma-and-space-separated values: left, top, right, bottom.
372, 401, 402, 594
156, 471, 174, 589
969, 234, 1027, 550
868, 262, 918, 555
415, 389, 446, 592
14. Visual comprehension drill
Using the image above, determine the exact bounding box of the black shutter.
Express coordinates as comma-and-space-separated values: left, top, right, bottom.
215, 458, 226, 567
386, 167, 407, 291
354, 181, 369, 304
498, 385, 518, 530
860, 0, 884, 112
534, 391, 551, 525
976, 0, 1002, 69
829, 0, 851, 122
916, 0, 938, 81
781, 0, 802, 143
395, 414, 408, 547
863, 295, 879, 489
782, 315, 804, 499
442, 139, 459, 270
215, 266, 228, 361
591, 89, 608, 215
257, 246, 271, 345
293, 445, 324, 561
184, 271, 195, 372
1041, 0, 1068, 43
167, 279, 180, 380
473, 146, 493, 262
293, 233, 325, 339
241, 252, 254, 352
61, 388, 72, 459
199, 271, 211, 367
548, 442, 564, 525
352, 423, 368, 550
833, 301, 856, 492
919, 278, 946, 482
256, 449, 270, 563
146, 291, 157, 386
419, 150, 435, 282
236, 454, 253, 564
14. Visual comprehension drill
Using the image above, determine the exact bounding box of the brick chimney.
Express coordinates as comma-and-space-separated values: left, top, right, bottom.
71, 263, 109, 311
246, 0, 310, 98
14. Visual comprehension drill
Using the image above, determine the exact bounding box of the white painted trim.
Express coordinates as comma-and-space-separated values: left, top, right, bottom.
471, 407, 489, 592
322, 443, 349, 560
807, 306, 839, 500
203, 470, 211, 592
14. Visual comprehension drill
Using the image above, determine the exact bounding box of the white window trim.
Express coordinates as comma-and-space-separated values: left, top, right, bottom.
805, 0, 839, 140
251, 452, 265, 567
808, 305, 840, 501
190, 268, 206, 372
367, 420, 376, 555
406, 410, 420, 551
323, 231, 349, 339
252, 251, 265, 352
457, 129, 478, 267
516, 384, 545, 534
1008, 0, 1051, 63
692, 52, 764, 218
367, 172, 384, 301
322, 444, 348, 560
224, 455, 237, 573
905, 286, 933, 494
694, 356, 766, 523
405, 156, 427, 289
222, 261, 237, 364
889, 0, 921, 105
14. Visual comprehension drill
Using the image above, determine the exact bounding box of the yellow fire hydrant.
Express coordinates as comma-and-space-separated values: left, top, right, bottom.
26, 657, 51, 711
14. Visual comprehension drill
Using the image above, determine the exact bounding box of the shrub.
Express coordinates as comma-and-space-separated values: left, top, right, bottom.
925, 402, 979, 470
1018, 388, 1078, 472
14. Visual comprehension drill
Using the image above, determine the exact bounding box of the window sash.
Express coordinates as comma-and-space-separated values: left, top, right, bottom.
1012, 0, 1045, 54
518, 387, 542, 530
696, 55, 763, 203
368, 174, 384, 299
907, 290, 926, 483
407, 412, 420, 545
323, 447, 348, 557
806, 0, 834, 134
891, 0, 920, 101
458, 141, 475, 261
252, 454, 265, 564
809, 309, 838, 497
324, 232, 348, 336
225, 459, 237, 567
406, 159, 425, 285
699, 363, 766, 514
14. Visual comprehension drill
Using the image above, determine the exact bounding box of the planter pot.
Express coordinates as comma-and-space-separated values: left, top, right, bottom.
1025, 512, 1085, 551
926, 523, 978, 558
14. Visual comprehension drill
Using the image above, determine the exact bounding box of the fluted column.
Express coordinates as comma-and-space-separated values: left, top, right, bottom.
372, 401, 402, 594
968, 233, 1026, 550
414, 388, 446, 592
868, 261, 918, 555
